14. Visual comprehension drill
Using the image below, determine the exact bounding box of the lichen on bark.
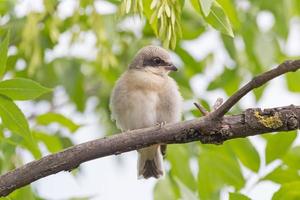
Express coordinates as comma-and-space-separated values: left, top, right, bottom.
254, 111, 283, 128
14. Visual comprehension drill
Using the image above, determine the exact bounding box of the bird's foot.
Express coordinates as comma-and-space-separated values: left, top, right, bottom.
156, 121, 167, 129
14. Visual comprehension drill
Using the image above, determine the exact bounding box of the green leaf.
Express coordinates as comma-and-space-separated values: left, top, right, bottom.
204, 2, 234, 37
198, 145, 245, 200
286, 72, 300, 92
272, 181, 300, 200
59, 134, 74, 149
0, 32, 9, 79
168, 145, 197, 191
0, 78, 52, 100
0, 95, 31, 140
0, 95, 40, 158
216, 0, 239, 29
36, 112, 80, 133
181, 10, 205, 40
0, 133, 41, 159
154, 175, 177, 200
190, 0, 201, 11
178, 0, 185, 8
207, 67, 240, 96
253, 84, 267, 101
55, 59, 85, 112
254, 33, 276, 67
8, 185, 42, 200
228, 138, 260, 172
191, 0, 233, 37
265, 131, 297, 164
21, 137, 42, 159
199, 0, 215, 16
175, 177, 198, 200
175, 46, 203, 76
283, 146, 300, 169
34, 131, 63, 153
229, 192, 251, 200
221, 35, 236, 59
263, 165, 300, 184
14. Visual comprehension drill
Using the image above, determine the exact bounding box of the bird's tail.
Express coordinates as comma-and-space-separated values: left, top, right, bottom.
137, 145, 164, 179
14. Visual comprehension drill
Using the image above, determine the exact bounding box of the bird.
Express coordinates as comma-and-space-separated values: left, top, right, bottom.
109, 45, 182, 179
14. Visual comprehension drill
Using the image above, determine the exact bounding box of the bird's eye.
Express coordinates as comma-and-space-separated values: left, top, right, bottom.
152, 57, 162, 65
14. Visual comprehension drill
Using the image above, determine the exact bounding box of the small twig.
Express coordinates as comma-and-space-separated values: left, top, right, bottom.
193, 102, 209, 116
210, 60, 300, 119
194, 98, 223, 115
212, 98, 223, 111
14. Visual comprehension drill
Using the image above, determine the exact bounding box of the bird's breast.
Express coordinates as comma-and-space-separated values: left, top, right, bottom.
110, 70, 181, 130
125, 70, 166, 91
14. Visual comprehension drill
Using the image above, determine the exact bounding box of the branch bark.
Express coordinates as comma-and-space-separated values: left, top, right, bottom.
0, 60, 299, 196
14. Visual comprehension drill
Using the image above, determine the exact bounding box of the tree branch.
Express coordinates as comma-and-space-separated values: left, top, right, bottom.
0, 60, 299, 196
210, 60, 300, 118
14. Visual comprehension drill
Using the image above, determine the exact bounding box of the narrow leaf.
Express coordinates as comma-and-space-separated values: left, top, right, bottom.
0, 78, 52, 100
263, 165, 300, 184
272, 181, 300, 200
199, 0, 215, 16
204, 2, 234, 37
0, 32, 9, 79
0, 95, 31, 140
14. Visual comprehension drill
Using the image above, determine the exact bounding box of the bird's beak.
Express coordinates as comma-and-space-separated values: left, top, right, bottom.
164, 63, 178, 71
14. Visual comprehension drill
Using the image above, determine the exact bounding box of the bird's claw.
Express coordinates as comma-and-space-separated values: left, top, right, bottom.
156, 121, 167, 128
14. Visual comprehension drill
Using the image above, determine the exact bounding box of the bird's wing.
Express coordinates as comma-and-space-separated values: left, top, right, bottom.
110, 88, 158, 131
157, 77, 182, 124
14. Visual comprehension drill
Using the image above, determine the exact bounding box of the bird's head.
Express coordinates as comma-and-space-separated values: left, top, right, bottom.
129, 45, 177, 76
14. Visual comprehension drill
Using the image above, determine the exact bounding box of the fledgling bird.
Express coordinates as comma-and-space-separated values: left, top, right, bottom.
110, 45, 182, 179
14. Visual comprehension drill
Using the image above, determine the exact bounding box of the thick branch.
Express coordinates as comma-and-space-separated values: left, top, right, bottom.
0, 60, 299, 196
0, 105, 299, 196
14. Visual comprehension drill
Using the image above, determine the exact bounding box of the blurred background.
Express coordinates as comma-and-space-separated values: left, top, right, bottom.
0, 0, 299, 199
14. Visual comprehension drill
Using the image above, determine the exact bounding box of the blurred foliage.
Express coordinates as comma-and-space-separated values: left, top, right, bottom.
0, 0, 299, 199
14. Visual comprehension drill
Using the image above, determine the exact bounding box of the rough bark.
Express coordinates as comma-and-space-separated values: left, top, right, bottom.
0, 60, 299, 196
0, 105, 299, 196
